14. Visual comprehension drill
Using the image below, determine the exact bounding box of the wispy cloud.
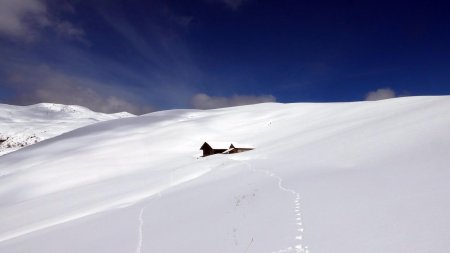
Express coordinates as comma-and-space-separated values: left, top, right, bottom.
97, 5, 202, 108
1, 1, 264, 113
53, 20, 85, 42
0, 1, 203, 113
99, 5, 194, 68
365, 88, 396, 101
0, 0, 84, 42
191, 93, 276, 109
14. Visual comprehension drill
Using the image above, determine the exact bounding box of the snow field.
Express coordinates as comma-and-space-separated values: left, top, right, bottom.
0, 96, 450, 253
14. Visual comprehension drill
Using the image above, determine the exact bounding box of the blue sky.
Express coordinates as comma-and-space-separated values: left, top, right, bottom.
1, 0, 449, 114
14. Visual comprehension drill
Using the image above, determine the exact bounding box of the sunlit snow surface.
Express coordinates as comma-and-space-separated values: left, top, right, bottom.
0, 103, 133, 156
0, 96, 450, 253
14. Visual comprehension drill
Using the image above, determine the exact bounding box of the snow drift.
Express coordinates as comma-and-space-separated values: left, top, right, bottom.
0, 96, 449, 253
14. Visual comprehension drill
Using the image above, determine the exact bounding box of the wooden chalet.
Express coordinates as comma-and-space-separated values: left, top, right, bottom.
200, 142, 254, 157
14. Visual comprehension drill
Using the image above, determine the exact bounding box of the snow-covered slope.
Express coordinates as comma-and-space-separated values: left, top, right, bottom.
0, 96, 449, 253
0, 103, 134, 156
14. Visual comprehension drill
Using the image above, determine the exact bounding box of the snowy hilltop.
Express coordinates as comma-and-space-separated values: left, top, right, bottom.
0, 103, 134, 156
0, 96, 449, 253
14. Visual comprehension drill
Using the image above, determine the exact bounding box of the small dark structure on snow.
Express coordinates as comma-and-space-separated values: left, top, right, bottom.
200, 142, 254, 157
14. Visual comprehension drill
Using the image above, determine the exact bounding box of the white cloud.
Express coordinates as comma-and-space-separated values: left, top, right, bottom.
6, 65, 154, 114
0, 0, 84, 41
365, 88, 396, 101
191, 93, 276, 109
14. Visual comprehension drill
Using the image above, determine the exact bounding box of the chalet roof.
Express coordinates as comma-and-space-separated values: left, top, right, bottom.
200, 142, 232, 150
200, 141, 255, 150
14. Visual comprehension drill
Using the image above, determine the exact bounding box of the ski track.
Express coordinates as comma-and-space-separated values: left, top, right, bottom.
238, 160, 309, 253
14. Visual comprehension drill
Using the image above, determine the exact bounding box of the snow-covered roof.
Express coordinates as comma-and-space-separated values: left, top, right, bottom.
230, 143, 255, 149
222, 148, 234, 154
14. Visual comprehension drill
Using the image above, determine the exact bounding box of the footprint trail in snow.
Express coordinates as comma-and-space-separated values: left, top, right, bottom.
239, 160, 309, 253
135, 192, 162, 253
266, 171, 309, 253
135, 207, 145, 253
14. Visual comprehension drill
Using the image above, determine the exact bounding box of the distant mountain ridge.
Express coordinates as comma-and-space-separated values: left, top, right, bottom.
0, 103, 134, 156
